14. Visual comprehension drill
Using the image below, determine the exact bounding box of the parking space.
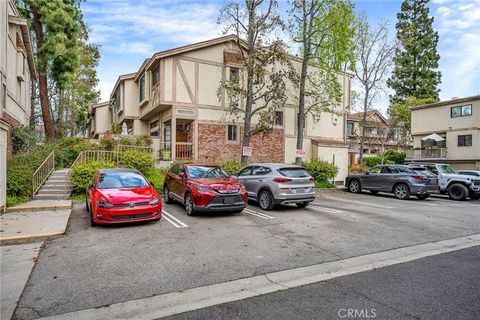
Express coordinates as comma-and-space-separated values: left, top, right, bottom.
14, 192, 480, 320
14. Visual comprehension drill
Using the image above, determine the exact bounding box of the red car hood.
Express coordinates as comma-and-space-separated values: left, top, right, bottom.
194, 178, 242, 190
97, 187, 156, 204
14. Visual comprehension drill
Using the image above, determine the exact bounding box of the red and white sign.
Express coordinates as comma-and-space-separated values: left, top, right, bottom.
295, 149, 306, 158
242, 146, 253, 157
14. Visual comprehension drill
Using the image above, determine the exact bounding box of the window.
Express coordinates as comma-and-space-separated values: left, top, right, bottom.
238, 166, 254, 177
97, 172, 148, 189
252, 166, 271, 176
229, 67, 239, 82
347, 122, 354, 136
186, 166, 229, 179
451, 104, 472, 118
227, 124, 237, 141
150, 120, 159, 137
274, 111, 283, 126
458, 134, 472, 147
114, 87, 120, 112
152, 66, 160, 86
139, 75, 145, 102
368, 166, 382, 174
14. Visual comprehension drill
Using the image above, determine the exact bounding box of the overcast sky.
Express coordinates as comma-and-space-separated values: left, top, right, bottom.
82, 0, 480, 113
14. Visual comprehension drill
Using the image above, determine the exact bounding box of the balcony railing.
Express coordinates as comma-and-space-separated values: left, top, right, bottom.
406, 148, 447, 160
176, 142, 193, 160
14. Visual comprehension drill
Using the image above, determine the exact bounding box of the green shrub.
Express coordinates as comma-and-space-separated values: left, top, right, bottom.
145, 169, 165, 194
220, 160, 244, 175
71, 160, 116, 193
99, 138, 117, 151
12, 126, 37, 154
302, 160, 337, 184
120, 150, 154, 174
314, 180, 335, 188
111, 123, 121, 134
383, 149, 406, 164
135, 135, 152, 146
6, 195, 29, 207
362, 156, 381, 167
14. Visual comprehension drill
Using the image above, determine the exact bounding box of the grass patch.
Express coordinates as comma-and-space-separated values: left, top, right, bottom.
70, 193, 86, 202
6, 195, 29, 207
314, 180, 335, 188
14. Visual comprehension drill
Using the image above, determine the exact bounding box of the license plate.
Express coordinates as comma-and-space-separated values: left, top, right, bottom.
224, 197, 235, 205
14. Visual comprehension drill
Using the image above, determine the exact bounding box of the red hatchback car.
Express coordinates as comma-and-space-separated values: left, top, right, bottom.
163, 163, 248, 215
86, 168, 162, 226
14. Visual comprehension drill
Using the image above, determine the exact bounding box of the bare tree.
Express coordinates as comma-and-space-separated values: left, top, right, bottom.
354, 14, 396, 164
218, 0, 294, 165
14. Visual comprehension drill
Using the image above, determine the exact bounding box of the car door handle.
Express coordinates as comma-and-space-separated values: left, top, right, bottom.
258, 179, 263, 182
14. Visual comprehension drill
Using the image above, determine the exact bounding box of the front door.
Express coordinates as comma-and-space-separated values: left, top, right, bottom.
176, 119, 193, 160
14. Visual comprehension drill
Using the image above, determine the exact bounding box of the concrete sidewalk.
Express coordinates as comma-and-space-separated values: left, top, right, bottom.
0, 200, 72, 244
1, 242, 42, 320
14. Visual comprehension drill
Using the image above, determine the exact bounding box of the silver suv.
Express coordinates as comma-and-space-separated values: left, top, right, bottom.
234, 164, 315, 210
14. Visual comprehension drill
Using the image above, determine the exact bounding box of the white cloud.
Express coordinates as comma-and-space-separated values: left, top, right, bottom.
433, 0, 480, 99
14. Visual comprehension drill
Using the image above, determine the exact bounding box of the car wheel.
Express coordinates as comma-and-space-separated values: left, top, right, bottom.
85, 199, 90, 212
258, 189, 275, 211
90, 210, 97, 227
469, 192, 480, 200
447, 183, 468, 201
163, 185, 173, 204
184, 192, 196, 216
393, 183, 410, 200
348, 179, 361, 193
370, 190, 379, 194
296, 202, 309, 208
416, 194, 430, 200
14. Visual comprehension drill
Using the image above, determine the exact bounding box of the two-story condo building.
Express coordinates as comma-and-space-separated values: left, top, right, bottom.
1, 0, 37, 210
88, 35, 353, 182
408, 95, 480, 169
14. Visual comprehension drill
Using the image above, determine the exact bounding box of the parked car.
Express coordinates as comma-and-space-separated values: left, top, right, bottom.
233, 164, 315, 210
345, 165, 439, 200
407, 163, 480, 200
86, 168, 162, 226
456, 169, 480, 177
163, 163, 248, 215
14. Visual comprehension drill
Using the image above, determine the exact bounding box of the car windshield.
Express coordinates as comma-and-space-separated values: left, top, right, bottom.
278, 167, 310, 178
439, 165, 455, 174
187, 166, 229, 179
97, 172, 148, 189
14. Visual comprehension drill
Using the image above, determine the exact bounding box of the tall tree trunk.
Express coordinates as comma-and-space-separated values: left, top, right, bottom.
32, 5, 54, 141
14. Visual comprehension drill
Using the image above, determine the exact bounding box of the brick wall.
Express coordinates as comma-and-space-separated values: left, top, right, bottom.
0, 112, 20, 158
197, 123, 284, 163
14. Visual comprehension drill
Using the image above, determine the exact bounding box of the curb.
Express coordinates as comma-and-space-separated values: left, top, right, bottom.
6, 204, 72, 213
0, 232, 64, 246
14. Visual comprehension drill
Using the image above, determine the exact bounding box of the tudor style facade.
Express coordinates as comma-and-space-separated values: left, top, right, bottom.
88, 35, 353, 182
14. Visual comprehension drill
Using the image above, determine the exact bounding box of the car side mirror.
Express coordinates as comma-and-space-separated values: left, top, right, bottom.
364, 171, 370, 175
178, 172, 185, 179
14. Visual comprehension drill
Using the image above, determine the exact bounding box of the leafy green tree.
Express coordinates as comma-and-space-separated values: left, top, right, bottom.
289, 0, 356, 165
20, 0, 84, 141
388, 96, 435, 138
387, 0, 441, 103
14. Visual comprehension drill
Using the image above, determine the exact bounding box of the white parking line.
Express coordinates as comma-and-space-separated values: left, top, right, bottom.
162, 210, 188, 228
323, 196, 394, 209
243, 208, 275, 220
309, 204, 342, 214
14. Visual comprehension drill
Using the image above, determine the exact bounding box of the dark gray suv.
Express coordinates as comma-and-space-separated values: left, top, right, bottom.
345, 165, 439, 200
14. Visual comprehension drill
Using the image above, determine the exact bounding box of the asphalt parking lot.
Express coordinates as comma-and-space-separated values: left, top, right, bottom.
14, 190, 480, 319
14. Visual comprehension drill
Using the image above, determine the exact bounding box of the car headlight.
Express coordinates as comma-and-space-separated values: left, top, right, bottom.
96, 200, 114, 208
195, 185, 214, 192
149, 197, 160, 205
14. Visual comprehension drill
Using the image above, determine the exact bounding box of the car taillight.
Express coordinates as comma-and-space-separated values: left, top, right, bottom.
273, 177, 292, 183
412, 175, 426, 180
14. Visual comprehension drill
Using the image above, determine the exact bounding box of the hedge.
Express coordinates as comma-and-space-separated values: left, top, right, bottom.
362, 156, 381, 167
220, 160, 244, 175
301, 160, 338, 186
120, 150, 154, 175
71, 160, 116, 193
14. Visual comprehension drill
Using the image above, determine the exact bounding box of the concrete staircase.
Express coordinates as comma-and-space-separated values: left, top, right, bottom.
34, 169, 70, 200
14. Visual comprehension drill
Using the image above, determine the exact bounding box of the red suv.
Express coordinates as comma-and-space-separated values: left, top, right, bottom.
163, 163, 248, 215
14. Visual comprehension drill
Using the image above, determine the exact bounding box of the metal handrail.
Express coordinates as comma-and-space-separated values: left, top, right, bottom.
64, 150, 120, 197
32, 151, 55, 196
